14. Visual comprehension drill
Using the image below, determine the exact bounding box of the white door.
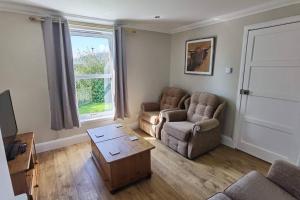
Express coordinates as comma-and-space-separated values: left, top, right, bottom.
237, 21, 300, 164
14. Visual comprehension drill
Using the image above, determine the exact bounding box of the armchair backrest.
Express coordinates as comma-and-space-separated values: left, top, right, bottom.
187, 92, 220, 123
159, 87, 188, 110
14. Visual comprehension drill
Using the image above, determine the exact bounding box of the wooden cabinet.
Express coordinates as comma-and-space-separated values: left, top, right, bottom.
8, 132, 38, 200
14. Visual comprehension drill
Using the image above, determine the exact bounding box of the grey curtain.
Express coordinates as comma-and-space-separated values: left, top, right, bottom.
114, 26, 129, 119
42, 17, 80, 130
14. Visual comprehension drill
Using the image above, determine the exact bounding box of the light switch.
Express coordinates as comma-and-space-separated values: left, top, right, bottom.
225, 67, 233, 74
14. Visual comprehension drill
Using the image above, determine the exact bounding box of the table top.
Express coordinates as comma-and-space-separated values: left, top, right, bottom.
87, 124, 126, 143
88, 124, 155, 163
8, 132, 34, 174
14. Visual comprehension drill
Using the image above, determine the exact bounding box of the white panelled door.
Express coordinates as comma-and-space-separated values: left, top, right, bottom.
238, 21, 300, 164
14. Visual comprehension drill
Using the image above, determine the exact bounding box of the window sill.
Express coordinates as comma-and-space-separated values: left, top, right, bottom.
80, 114, 114, 124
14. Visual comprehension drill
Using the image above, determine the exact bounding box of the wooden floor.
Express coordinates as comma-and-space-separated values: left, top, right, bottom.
37, 130, 270, 200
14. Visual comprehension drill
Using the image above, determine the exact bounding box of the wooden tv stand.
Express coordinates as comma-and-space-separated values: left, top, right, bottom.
8, 132, 39, 200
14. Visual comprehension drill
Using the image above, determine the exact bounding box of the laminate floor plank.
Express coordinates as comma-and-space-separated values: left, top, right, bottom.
37, 129, 270, 200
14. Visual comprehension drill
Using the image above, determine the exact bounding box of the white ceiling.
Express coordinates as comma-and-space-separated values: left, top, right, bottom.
2, 0, 300, 33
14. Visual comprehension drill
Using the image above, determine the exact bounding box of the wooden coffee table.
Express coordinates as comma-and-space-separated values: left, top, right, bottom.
87, 124, 155, 192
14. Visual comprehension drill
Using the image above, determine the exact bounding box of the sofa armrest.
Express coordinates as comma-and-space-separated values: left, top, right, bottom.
162, 110, 187, 122
208, 193, 232, 200
141, 102, 160, 112
193, 118, 220, 134
267, 160, 300, 199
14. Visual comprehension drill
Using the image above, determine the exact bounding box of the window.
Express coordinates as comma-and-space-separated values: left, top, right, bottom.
71, 29, 114, 121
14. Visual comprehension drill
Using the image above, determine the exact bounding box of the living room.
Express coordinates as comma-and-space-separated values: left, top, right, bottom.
0, 0, 300, 200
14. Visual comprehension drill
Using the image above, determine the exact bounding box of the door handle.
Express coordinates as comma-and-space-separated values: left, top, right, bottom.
240, 89, 250, 95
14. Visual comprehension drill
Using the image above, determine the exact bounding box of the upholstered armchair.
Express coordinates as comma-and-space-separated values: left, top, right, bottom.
161, 92, 226, 159
139, 87, 189, 138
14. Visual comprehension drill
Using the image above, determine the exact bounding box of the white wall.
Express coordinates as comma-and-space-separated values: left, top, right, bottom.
169, 4, 300, 138
0, 12, 171, 143
126, 29, 171, 121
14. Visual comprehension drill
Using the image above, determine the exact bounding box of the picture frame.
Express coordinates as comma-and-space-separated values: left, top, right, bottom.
184, 37, 216, 75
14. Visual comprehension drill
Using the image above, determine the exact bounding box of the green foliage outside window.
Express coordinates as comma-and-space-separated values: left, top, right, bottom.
74, 49, 111, 106
91, 79, 105, 103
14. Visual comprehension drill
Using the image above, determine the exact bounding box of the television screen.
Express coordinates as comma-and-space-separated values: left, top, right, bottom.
0, 90, 18, 154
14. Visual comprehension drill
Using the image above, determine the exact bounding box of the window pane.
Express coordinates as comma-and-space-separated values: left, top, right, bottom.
76, 78, 113, 116
71, 35, 112, 75
71, 31, 114, 120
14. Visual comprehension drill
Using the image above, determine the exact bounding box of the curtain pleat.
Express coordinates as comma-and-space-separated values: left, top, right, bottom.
114, 26, 129, 119
42, 17, 80, 130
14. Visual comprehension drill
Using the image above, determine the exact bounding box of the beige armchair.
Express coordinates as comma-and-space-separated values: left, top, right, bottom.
161, 92, 226, 159
139, 87, 189, 138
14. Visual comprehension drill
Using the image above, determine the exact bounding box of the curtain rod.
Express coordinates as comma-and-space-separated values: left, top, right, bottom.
29, 16, 115, 31
29, 16, 44, 22
29, 16, 66, 23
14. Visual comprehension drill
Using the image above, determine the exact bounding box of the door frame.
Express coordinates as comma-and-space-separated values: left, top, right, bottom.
233, 15, 300, 165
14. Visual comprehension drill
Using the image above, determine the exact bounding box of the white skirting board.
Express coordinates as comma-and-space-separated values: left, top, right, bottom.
221, 135, 235, 148
35, 122, 140, 153
36, 123, 235, 153
35, 133, 90, 153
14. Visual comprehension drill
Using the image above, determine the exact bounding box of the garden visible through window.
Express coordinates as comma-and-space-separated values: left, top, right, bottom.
71, 30, 114, 121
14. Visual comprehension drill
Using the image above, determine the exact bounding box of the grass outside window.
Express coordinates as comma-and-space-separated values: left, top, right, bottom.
78, 102, 113, 115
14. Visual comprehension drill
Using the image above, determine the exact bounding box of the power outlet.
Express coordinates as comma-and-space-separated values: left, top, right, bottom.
225, 67, 233, 74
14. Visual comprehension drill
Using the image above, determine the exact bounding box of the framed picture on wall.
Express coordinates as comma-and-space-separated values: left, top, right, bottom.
184, 37, 215, 75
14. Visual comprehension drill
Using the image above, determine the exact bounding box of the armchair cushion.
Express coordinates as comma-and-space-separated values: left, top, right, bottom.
163, 121, 194, 141
140, 111, 160, 125
187, 92, 219, 123
141, 102, 160, 112
160, 87, 187, 110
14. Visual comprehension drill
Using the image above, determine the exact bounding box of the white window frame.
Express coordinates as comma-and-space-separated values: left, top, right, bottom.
70, 28, 115, 122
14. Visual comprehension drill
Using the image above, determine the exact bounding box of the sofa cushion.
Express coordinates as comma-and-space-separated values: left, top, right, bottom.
208, 193, 232, 200
187, 92, 219, 123
163, 121, 193, 141
160, 87, 186, 110
267, 160, 300, 200
224, 171, 297, 200
140, 111, 160, 125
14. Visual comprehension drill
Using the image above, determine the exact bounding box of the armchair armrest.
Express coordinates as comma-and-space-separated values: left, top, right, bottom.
141, 102, 160, 112
267, 160, 300, 199
213, 101, 226, 120
184, 97, 191, 110
178, 94, 190, 109
159, 108, 181, 118
162, 110, 187, 122
193, 118, 220, 134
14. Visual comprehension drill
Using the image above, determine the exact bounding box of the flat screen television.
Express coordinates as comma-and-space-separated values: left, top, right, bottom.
0, 90, 18, 160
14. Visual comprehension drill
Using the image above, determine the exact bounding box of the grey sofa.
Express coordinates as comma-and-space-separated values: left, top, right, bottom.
161, 92, 226, 159
139, 87, 189, 138
208, 160, 300, 200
